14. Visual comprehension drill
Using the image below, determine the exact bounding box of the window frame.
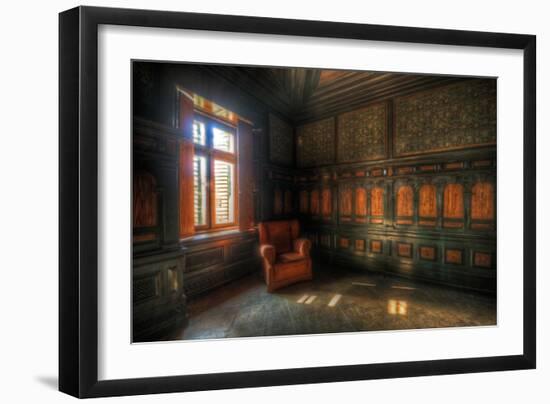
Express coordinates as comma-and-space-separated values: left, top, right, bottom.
192, 113, 239, 232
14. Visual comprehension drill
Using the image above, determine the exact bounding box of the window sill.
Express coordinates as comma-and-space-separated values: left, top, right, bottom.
179, 227, 257, 248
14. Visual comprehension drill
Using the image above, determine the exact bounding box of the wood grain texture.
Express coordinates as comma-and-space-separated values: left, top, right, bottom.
179, 140, 195, 238
471, 182, 494, 220
322, 187, 332, 217
397, 242, 412, 258
133, 171, 157, 227
178, 93, 196, 238
396, 185, 414, 217
371, 240, 383, 253
474, 252, 492, 268
419, 184, 437, 218
355, 239, 366, 251
445, 249, 463, 265
443, 183, 464, 219
310, 189, 320, 215
419, 246, 436, 261
238, 119, 255, 230
339, 237, 350, 248
355, 187, 367, 217
370, 187, 384, 217
340, 187, 352, 217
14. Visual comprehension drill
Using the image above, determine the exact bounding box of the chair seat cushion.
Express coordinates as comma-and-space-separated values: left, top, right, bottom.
277, 252, 305, 263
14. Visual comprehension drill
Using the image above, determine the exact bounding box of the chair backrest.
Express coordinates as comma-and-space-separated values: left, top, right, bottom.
258, 219, 300, 254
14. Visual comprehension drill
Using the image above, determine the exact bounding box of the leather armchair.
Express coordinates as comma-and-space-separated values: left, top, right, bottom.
259, 219, 312, 292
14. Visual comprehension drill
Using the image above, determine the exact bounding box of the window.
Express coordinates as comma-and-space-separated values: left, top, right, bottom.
192, 116, 238, 230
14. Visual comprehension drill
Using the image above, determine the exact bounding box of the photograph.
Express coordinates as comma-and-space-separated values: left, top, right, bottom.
132, 62, 497, 343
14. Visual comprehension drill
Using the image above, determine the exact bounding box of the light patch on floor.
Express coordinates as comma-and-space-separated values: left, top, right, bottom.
328, 294, 342, 307
296, 294, 309, 303
391, 285, 416, 290
352, 282, 376, 287
305, 295, 317, 304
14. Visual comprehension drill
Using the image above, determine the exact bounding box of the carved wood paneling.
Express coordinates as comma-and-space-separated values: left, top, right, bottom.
321, 187, 332, 218
474, 252, 492, 268
299, 190, 309, 214
133, 171, 157, 228
296, 118, 335, 167
443, 183, 464, 219
339, 237, 350, 248
397, 242, 413, 258
370, 187, 384, 217
371, 240, 383, 253
269, 113, 294, 166
445, 249, 463, 265
394, 79, 496, 156
419, 184, 437, 218
310, 189, 320, 215
419, 246, 437, 261
337, 102, 387, 163
396, 185, 414, 217
340, 187, 352, 219
355, 239, 366, 251
471, 182, 495, 220
355, 187, 367, 219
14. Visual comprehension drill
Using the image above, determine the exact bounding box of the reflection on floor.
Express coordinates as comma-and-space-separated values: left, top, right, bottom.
173, 268, 496, 340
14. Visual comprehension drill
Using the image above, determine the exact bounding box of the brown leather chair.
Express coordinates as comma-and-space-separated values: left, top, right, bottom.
259, 219, 312, 292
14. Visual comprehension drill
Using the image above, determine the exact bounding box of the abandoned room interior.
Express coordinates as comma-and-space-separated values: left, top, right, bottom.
132, 61, 497, 342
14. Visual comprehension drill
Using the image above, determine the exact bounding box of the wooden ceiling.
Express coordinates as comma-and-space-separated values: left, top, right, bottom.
206, 65, 460, 125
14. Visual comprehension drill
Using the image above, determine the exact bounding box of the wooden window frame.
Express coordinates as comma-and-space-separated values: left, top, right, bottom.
192, 114, 239, 232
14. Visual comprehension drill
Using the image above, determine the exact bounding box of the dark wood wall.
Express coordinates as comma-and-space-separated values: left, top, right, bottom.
132, 67, 497, 341
132, 62, 292, 341
272, 79, 497, 293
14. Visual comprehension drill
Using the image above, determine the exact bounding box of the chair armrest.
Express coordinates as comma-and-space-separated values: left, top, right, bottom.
260, 244, 276, 265
293, 238, 311, 257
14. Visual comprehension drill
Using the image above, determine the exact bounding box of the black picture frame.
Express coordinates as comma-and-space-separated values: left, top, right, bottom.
59, 6, 536, 398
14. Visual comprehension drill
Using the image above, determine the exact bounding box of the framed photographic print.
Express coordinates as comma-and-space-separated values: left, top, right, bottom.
59, 6, 536, 398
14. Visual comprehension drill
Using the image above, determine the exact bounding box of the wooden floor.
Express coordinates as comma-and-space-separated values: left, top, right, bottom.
172, 267, 496, 341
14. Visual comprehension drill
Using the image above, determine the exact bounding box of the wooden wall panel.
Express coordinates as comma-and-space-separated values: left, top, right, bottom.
396, 185, 414, 217
269, 113, 294, 166
340, 187, 353, 218
355, 239, 366, 251
321, 187, 332, 218
371, 240, 383, 253
419, 246, 437, 261
310, 189, 320, 215
474, 252, 492, 268
471, 182, 495, 220
296, 118, 335, 167
443, 184, 464, 219
355, 187, 367, 220
370, 187, 384, 217
419, 184, 437, 218
397, 242, 413, 258
133, 171, 157, 227
445, 249, 463, 265
394, 79, 496, 156
238, 119, 255, 230
337, 102, 387, 163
